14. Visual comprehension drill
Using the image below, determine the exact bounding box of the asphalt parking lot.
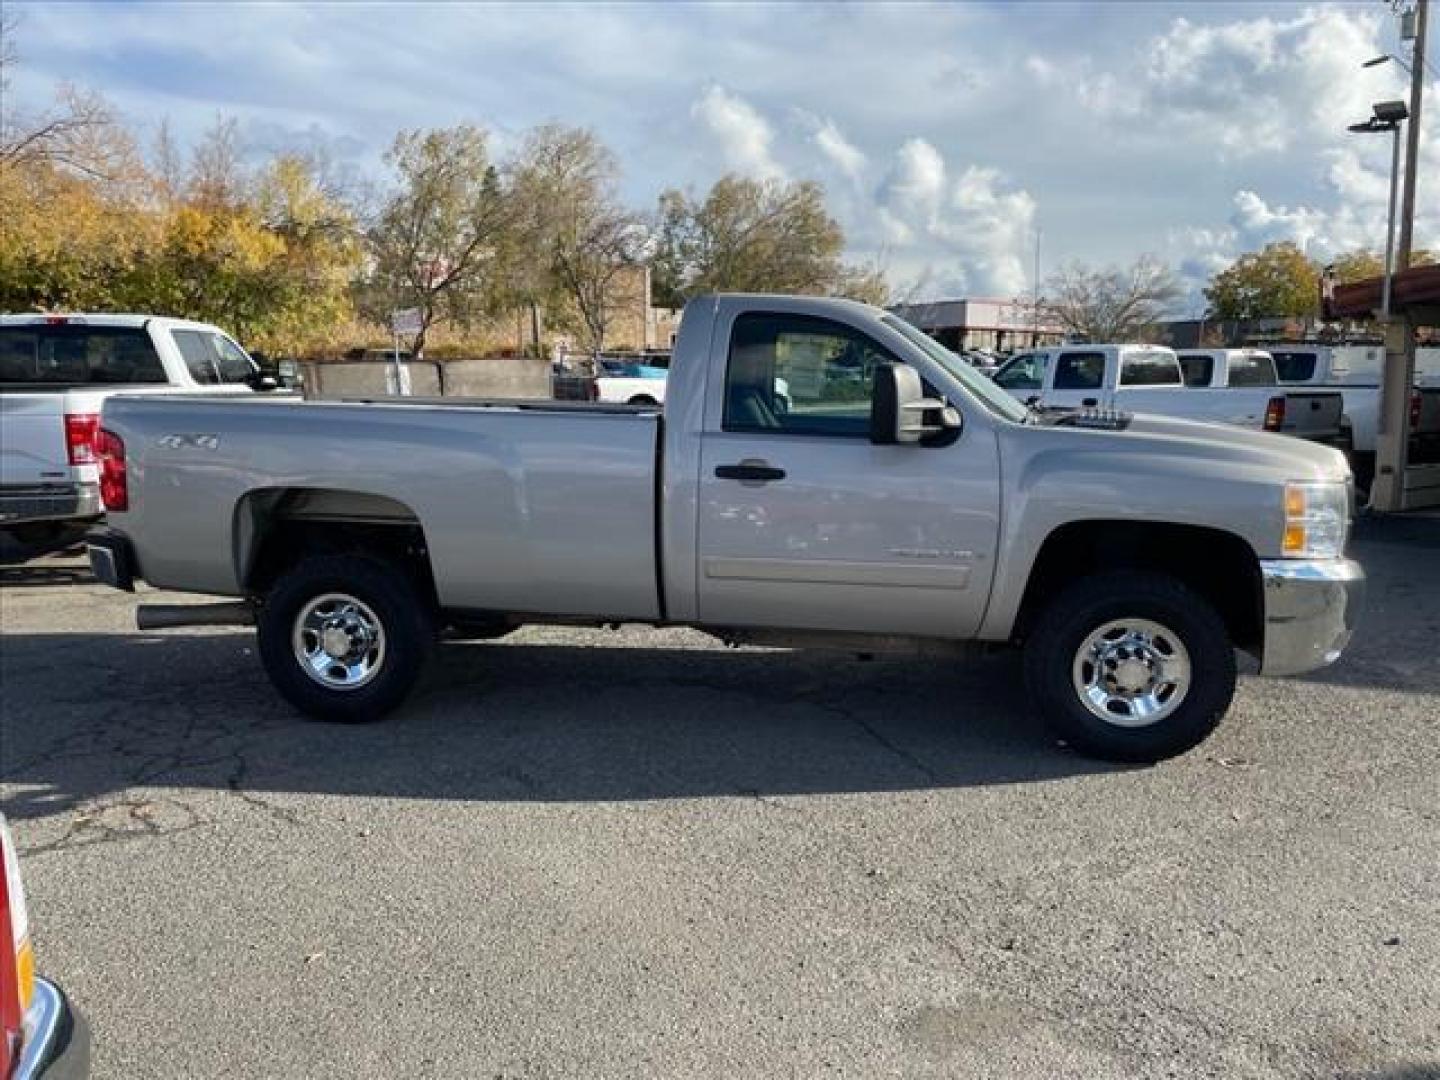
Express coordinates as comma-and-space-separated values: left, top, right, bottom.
1, 518, 1437, 1080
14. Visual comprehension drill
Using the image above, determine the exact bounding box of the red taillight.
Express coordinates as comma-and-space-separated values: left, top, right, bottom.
1410, 390, 1422, 431
64, 412, 100, 465
96, 428, 128, 511
1263, 396, 1286, 432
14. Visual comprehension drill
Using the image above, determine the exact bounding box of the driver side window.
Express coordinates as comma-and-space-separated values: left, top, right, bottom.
723, 312, 897, 437
994, 353, 1046, 391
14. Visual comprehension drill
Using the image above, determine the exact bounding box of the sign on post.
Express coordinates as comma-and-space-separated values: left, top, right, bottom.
388, 308, 423, 397
390, 308, 424, 336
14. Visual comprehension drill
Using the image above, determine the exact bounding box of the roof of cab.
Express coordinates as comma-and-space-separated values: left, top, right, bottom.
0, 313, 227, 331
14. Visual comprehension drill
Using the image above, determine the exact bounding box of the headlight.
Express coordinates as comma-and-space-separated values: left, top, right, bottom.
1283, 481, 1350, 559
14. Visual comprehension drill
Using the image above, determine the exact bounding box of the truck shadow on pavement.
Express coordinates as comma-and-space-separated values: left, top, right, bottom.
0, 630, 1114, 828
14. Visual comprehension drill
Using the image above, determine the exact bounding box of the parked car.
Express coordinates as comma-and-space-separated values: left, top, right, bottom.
595, 359, 669, 406
87, 294, 1363, 762
992, 344, 1344, 443
1267, 344, 1440, 473
1, 815, 89, 1079
0, 314, 270, 554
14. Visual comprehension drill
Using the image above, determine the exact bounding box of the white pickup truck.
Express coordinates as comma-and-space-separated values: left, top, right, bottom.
1267, 344, 1440, 473
0, 314, 267, 551
992, 344, 1344, 442
89, 294, 1364, 763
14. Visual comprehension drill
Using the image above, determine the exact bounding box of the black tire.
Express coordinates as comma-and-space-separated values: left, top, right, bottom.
628, 395, 659, 407
1022, 572, 1237, 762
256, 554, 434, 723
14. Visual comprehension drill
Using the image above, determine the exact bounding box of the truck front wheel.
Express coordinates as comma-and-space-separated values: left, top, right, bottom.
256, 554, 434, 723
1022, 572, 1236, 762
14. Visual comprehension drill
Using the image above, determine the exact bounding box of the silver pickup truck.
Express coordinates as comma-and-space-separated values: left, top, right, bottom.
87, 294, 1364, 762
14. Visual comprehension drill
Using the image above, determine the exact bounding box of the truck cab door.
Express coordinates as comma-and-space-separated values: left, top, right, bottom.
693, 306, 1001, 640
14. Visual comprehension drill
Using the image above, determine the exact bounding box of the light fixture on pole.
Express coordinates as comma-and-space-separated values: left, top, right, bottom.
1363, 52, 1414, 73
1347, 100, 1409, 318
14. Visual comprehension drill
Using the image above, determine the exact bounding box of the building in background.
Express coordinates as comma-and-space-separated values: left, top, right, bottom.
889, 297, 1065, 352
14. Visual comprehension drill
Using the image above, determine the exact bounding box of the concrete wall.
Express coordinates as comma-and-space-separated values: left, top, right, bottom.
439, 355, 550, 399
301, 356, 550, 400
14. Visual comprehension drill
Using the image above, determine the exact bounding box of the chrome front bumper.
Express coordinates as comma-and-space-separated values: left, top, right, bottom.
1259, 558, 1365, 676
14, 978, 90, 1080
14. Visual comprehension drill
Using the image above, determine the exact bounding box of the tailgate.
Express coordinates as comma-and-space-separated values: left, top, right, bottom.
1280, 391, 1344, 439
0, 392, 69, 486
1416, 389, 1440, 435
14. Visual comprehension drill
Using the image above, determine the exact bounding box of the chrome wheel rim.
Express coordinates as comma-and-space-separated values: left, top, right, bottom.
1071, 617, 1191, 728
292, 593, 386, 691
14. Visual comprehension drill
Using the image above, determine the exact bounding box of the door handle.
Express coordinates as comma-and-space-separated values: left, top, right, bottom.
1082, 397, 1098, 408
715, 461, 786, 482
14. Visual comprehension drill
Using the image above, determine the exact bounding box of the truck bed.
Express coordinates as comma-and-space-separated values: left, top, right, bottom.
102, 395, 663, 618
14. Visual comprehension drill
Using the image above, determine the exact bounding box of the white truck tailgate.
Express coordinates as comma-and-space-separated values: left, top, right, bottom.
0, 392, 70, 487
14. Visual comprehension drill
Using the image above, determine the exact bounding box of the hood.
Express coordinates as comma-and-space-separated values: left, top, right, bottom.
1033, 410, 1351, 483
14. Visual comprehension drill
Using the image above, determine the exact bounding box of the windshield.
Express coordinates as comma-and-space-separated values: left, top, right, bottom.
881, 315, 1030, 424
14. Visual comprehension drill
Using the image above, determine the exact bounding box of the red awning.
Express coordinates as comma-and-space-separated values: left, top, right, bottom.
1324, 263, 1440, 321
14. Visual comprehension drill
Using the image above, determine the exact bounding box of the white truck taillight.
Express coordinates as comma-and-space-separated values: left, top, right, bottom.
64, 412, 100, 466
1263, 396, 1286, 432
96, 427, 128, 511
0, 815, 36, 1057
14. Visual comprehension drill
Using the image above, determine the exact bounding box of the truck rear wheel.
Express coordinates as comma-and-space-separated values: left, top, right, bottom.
256, 554, 434, 723
1022, 572, 1236, 762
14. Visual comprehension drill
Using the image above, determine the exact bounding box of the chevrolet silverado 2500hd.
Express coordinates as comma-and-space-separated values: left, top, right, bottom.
87, 295, 1364, 762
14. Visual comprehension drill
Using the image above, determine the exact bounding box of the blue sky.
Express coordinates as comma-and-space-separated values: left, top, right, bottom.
5, 1, 1435, 305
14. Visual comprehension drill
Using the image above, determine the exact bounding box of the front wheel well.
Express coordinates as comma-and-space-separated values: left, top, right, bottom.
1014, 521, 1263, 653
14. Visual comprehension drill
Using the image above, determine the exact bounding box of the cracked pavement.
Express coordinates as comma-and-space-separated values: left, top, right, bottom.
1, 516, 1437, 1079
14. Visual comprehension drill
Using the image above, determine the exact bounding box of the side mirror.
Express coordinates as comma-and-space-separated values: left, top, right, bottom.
870, 363, 961, 445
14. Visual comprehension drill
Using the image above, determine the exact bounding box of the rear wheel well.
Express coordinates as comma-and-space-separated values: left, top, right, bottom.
237, 489, 438, 612
1014, 521, 1263, 652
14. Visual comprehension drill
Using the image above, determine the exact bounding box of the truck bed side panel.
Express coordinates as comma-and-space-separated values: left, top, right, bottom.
106, 398, 661, 620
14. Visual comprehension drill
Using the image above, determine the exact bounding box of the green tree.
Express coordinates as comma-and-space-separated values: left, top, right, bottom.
1044, 255, 1181, 341
508, 125, 648, 356
362, 125, 511, 355
1204, 242, 1318, 321
251, 154, 362, 351
1328, 248, 1436, 284
651, 175, 845, 302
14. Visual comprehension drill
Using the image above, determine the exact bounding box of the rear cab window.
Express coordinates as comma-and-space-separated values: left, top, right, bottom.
1119, 350, 1182, 387
0, 325, 167, 386
171, 329, 258, 385
1270, 351, 1317, 382
1179, 354, 1215, 387
1226, 353, 1278, 387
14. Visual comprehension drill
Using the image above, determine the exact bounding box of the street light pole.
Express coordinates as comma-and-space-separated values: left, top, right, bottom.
1347, 99, 1412, 511
1397, 0, 1428, 268
1383, 118, 1403, 317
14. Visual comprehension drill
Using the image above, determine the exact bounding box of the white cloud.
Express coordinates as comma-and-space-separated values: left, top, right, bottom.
690, 85, 784, 182
876, 140, 1036, 297
811, 118, 867, 184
